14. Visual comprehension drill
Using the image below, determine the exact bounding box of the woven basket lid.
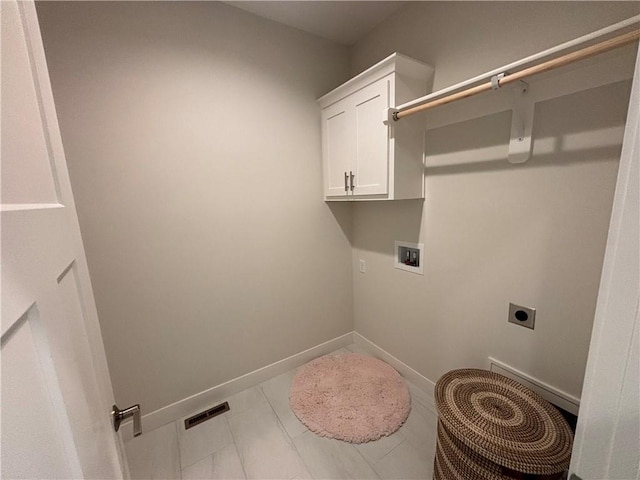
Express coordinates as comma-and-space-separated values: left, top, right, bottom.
435, 369, 573, 475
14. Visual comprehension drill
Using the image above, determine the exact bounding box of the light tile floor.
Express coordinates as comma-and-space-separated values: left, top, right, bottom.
125, 344, 438, 479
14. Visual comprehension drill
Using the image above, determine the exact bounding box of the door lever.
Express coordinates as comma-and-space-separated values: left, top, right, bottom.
112, 404, 142, 437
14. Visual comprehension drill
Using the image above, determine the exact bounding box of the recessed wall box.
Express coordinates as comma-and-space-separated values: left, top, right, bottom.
394, 241, 424, 275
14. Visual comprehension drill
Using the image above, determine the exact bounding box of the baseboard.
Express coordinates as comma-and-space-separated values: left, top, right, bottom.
123, 331, 438, 440
121, 331, 353, 440
351, 335, 581, 415
487, 357, 581, 415
352, 331, 436, 399
123, 331, 581, 440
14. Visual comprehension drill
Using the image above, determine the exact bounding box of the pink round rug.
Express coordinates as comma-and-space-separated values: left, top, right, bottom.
289, 353, 411, 443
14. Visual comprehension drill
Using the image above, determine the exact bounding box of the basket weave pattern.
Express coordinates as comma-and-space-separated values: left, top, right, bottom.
433, 369, 573, 479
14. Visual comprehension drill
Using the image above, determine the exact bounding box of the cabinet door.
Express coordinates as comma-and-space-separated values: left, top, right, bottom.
322, 100, 352, 198
352, 78, 390, 196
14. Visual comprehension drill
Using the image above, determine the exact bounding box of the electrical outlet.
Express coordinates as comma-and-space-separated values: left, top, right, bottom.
359, 259, 366, 273
508, 303, 536, 329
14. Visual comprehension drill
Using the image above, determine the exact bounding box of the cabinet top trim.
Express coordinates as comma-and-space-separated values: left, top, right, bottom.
317, 52, 434, 108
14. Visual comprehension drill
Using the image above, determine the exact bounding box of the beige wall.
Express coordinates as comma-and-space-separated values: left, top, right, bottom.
36, 0, 638, 415
351, 2, 638, 399
352, 2, 640, 90
36, 1, 352, 413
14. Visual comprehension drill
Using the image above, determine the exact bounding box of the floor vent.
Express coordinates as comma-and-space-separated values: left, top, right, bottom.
184, 401, 230, 430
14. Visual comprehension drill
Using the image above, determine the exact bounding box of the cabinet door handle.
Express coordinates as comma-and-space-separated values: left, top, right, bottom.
344, 172, 349, 193
350, 171, 355, 192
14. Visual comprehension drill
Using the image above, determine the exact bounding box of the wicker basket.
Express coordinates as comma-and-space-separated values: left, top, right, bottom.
433, 369, 573, 480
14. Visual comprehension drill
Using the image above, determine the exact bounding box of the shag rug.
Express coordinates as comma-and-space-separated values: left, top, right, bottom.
289, 353, 411, 443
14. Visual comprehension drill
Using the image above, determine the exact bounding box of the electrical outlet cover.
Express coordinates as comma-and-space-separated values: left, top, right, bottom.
508, 303, 536, 329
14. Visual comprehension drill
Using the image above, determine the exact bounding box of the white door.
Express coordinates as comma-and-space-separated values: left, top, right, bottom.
1, 1, 127, 478
353, 78, 389, 196
322, 100, 353, 198
568, 46, 640, 479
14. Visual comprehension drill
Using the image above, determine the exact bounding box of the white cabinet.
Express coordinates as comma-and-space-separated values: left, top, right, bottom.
318, 53, 434, 201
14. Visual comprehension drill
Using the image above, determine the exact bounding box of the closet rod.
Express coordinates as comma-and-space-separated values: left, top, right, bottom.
393, 15, 640, 117
394, 27, 640, 121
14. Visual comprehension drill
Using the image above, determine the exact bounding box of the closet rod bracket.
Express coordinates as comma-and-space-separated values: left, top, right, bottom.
384, 108, 400, 124
508, 82, 534, 164
491, 72, 507, 90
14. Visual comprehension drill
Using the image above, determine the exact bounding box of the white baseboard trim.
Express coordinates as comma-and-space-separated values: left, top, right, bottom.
487, 357, 580, 415
121, 331, 353, 440
123, 331, 580, 441
352, 332, 436, 398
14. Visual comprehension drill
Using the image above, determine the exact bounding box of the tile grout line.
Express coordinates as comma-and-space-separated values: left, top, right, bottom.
366, 387, 436, 476
371, 437, 407, 470
174, 420, 184, 479
351, 441, 384, 480
225, 412, 250, 480
179, 409, 243, 474
259, 374, 308, 438
258, 381, 312, 480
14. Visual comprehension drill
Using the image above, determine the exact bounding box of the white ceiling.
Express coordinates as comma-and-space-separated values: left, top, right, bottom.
223, 1, 407, 46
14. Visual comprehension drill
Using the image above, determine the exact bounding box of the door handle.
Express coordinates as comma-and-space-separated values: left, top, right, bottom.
344, 172, 348, 193
350, 171, 355, 192
112, 404, 142, 437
